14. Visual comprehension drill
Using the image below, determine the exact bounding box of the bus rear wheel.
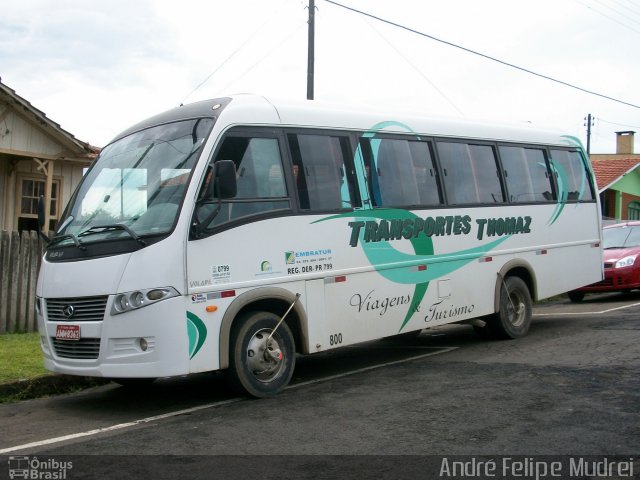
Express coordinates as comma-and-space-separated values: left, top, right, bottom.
228, 311, 296, 398
486, 276, 532, 339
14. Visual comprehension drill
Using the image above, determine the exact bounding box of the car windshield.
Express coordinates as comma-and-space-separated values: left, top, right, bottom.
53, 118, 214, 246
603, 225, 640, 249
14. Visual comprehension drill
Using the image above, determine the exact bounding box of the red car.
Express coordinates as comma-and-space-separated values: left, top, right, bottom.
569, 221, 640, 302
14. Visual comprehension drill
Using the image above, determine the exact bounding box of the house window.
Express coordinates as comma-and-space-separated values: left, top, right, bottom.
628, 201, 640, 220
17, 176, 61, 232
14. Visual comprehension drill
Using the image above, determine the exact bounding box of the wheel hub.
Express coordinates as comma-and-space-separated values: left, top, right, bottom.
507, 292, 525, 327
246, 328, 285, 382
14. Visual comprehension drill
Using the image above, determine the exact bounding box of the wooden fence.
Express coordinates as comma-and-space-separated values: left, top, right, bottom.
0, 231, 46, 334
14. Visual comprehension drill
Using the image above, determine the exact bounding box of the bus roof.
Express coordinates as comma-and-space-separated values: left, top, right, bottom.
111, 94, 581, 149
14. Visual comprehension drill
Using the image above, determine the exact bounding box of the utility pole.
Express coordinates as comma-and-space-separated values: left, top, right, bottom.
585, 114, 594, 156
307, 0, 315, 100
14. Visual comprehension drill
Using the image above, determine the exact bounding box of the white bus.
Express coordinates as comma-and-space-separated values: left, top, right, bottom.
36, 95, 602, 397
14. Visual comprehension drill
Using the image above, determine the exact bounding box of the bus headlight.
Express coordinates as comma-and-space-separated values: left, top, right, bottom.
111, 287, 179, 315
615, 256, 636, 268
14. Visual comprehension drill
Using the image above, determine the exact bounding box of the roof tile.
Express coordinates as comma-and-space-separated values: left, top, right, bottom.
591, 158, 640, 191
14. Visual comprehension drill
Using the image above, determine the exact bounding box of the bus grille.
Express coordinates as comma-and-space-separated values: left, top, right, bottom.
46, 296, 108, 322
51, 338, 101, 359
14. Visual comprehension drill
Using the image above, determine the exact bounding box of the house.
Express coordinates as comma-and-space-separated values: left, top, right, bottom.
591, 131, 640, 221
0, 79, 99, 233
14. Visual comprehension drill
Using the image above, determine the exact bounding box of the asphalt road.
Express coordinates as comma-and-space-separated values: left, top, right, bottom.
0, 292, 638, 478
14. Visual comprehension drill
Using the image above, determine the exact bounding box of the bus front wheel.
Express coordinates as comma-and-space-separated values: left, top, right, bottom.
487, 276, 532, 339
228, 311, 296, 398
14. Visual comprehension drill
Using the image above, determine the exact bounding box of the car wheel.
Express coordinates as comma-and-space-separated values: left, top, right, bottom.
568, 291, 585, 303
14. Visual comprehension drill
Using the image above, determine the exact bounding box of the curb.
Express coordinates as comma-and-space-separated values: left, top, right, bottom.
0, 375, 110, 403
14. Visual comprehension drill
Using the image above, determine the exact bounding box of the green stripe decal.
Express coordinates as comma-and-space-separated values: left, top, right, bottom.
548, 158, 568, 225
315, 209, 510, 331
549, 136, 590, 223
187, 311, 207, 359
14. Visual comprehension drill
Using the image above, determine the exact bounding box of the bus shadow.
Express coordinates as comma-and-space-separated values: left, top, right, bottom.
50, 323, 507, 419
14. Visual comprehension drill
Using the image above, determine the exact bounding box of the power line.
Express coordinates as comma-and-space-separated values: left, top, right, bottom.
577, 0, 640, 35
599, 118, 640, 130
592, 0, 640, 27
362, 18, 465, 116
180, 0, 291, 105
217, 21, 307, 94
609, 0, 640, 20
324, 0, 640, 110
619, 0, 640, 14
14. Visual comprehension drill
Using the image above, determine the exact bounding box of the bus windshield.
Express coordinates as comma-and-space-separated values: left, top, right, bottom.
53, 118, 214, 247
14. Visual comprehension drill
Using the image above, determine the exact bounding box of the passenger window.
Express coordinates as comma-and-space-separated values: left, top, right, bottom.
288, 134, 358, 211
196, 136, 290, 229
361, 137, 442, 207
550, 150, 595, 201
499, 146, 555, 202
437, 142, 504, 205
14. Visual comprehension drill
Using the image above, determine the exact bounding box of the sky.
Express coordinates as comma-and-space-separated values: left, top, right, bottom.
1, 0, 639, 153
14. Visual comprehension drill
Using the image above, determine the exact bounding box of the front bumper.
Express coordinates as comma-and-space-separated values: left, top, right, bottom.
576, 267, 640, 293
38, 295, 190, 379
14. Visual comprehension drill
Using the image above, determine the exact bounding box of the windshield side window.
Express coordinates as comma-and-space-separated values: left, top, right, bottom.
549, 149, 595, 201
196, 135, 290, 229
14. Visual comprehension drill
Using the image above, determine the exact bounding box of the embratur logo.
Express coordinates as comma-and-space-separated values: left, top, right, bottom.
285, 252, 296, 264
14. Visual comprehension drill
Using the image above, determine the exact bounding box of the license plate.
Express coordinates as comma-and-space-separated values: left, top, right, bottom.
55, 324, 80, 341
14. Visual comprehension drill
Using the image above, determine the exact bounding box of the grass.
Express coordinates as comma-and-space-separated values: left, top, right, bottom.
0, 333, 109, 403
0, 332, 49, 384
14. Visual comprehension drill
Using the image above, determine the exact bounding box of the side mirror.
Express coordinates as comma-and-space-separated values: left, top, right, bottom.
192, 160, 236, 238
214, 160, 237, 199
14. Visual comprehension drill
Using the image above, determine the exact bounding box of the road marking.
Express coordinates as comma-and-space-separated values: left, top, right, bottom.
0, 398, 244, 455
534, 301, 640, 316
289, 347, 458, 390
0, 346, 457, 454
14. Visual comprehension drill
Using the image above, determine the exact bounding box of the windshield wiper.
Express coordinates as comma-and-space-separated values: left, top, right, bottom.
48, 233, 87, 251
78, 224, 147, 246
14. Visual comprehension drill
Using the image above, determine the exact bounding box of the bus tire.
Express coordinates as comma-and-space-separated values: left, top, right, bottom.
487, 276, 532, 339
228, 311, 296, 398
